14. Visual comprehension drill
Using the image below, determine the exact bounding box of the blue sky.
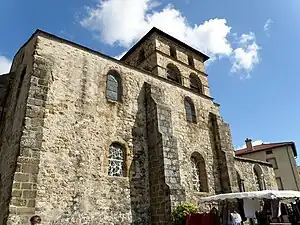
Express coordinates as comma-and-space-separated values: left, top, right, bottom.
1, 0, 300, 162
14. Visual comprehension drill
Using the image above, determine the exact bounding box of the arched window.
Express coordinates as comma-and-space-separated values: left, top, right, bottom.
170, 46, 177, 59
108, 143, 125, 177
106, 70, 122, 101
138, 49, 145, 63
185, 97, 196, 123
189, 73, 203, 94
191, 152, 208, 192
166, 64, 181, 84
188, 55, 194, 67
236, 171, 245, 192
254, 164, 264, 191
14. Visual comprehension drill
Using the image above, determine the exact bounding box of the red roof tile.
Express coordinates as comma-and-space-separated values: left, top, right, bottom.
235, 142, 297, 157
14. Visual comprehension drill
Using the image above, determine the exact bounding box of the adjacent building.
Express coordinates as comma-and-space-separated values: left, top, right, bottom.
236, 138, 300, 191
0, 28, 277, 225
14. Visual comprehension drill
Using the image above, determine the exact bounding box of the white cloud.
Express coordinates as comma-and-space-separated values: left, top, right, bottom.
263, 19, 273, 36
231, 32, 260, 78
80, 0, 261, 77
0, 55, 11, 75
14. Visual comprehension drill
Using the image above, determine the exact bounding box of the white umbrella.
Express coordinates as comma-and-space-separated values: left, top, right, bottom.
199, 190, 300, 202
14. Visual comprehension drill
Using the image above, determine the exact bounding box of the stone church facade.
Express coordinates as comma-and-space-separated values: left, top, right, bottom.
0, 27, 277, 225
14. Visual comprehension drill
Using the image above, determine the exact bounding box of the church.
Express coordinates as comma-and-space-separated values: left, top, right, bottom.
0, 27, 277, 225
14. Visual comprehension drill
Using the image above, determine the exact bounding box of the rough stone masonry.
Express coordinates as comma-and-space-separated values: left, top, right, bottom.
0, 27, 277, 225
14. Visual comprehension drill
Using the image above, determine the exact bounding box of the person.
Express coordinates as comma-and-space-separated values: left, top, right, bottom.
30, 215, 41, 225
230, 209, 242, 225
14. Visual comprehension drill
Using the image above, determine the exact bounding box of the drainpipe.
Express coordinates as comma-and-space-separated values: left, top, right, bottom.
286, 146, 300, 190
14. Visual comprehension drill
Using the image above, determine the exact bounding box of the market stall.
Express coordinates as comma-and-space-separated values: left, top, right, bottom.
198, 190, 300, 225
199, 190, 300, 202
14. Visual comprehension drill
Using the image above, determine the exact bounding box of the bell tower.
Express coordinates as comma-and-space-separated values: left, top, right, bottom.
121, 27, 211, 98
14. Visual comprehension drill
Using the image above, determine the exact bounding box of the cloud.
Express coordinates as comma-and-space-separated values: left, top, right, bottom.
0, 55, 11, 75
231, 32, 260, 78
80, 0, 261, 77
263, 19, 273, 36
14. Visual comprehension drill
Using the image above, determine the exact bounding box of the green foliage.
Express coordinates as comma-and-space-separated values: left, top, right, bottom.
172, 203, 198, 225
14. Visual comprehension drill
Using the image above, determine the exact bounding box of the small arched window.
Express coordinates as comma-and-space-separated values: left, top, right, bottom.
106, 71, 122, 101
138, 49, 145, 63
189, 73, 203, 94
184, 97, 196, 123
188, 55, 194, 67
254, 164, 264, 191
166, 64, 181, 84
108, 143, 125, 177
170, 46, 177, 59
236, 171, 245, 192
191, 152, 208, 192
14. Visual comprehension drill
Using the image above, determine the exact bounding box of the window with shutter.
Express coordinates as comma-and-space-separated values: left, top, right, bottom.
184, 97, 196, 123
106, 71, 121, 101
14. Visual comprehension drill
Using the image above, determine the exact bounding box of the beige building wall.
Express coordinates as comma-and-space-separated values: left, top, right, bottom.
237, 146, 300, 191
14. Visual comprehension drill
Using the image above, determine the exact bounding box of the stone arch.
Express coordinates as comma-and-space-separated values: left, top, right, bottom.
166, 63, 182, 85
189, 73, 203, 94
190, 152, 209, 192
235, 167, 245, 192
104, 138, 131, 177
253, 164, 265, 191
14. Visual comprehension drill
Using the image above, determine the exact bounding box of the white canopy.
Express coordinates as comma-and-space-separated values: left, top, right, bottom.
199, 190, 300, 202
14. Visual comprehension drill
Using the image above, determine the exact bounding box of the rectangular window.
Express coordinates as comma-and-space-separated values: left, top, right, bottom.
188, 55, 194, 67
267, 157, 278, 169
170, 46, 177, 59
276, 177, 283, 190
266, 150, 273, 155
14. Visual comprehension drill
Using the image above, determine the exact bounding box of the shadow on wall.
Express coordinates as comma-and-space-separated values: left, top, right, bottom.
130, 84, 151, 225
208, 113, 222, 195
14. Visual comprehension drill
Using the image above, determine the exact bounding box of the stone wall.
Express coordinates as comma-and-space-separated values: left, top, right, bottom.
1, 30, 278, 225
0, 36, 37, 225
0, 73, 11, 120
24, 33, 220, 225
234, 157, 278, 191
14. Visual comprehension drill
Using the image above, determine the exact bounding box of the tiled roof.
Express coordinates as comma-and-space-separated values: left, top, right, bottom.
235, 142, 297, 157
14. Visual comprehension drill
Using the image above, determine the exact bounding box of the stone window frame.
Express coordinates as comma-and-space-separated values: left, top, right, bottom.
166, 63, 182, 85
236, 170, 245, 192
106, 70, 123, 102
169, 46, 177, 59
190, 152, 209, 193
104, 139, 131, 178
184, 96, 197, 123
189, 73, 203, 94
188, 55, 195, 67
253, 164, 265, 191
